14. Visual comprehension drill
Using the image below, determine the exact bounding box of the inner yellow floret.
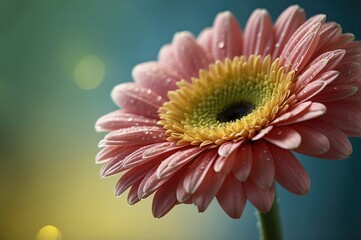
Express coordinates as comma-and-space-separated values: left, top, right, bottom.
158, 55, 295, 146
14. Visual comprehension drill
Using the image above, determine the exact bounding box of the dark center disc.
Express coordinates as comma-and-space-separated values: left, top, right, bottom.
217, 101, 255, 123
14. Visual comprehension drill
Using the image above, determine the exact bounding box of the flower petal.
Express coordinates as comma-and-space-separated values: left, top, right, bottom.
284, 23, 321, 72
232, 143, 253, 182
249, 141, 275, 189
122, 142, 179, 169
197, 27, 213, 59
272, 5, 306, 58
212, 11, 243, 60
264, 126, 301, 149
172, 32, 211, 80
321, 102, 361, 136
296, 80, 328, 102
313, 85, 358, 102
244, 179, 275, 213
127, 181, 141, 205
183, 149, 218, 194
103, 126, 166, 146
95, 146, 124, 164
100, 146, 140, 177
302, 119, 352, 159
95, 110, 157, 132
152, 176, 180, 218
314, 22, 342, 54
275, 102, 326, 126
111, 83, 164, 118
132, 62, 180, 98
158, 44, 185, 77
216, 174, 246, 219
218, 141, 242, 157
292, 123, 330, 155
243, 9, 274, 57
281, 14, 325, 62
156, 147, 205, 179
115, 161, 155, 196
293, 48, 345, 91
269, 144, 310, 195
193, 168, 226, 212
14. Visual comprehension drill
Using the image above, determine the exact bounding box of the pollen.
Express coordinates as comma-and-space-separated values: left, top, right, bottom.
158, 55, 295, 146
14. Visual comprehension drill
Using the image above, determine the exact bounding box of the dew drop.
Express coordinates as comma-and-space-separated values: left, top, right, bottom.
218, 41, 225, 49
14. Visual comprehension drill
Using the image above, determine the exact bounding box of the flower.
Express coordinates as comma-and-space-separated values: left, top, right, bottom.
95, 5, 361, 219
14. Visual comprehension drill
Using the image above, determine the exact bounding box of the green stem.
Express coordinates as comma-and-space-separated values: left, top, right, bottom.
257, 195, 282, 240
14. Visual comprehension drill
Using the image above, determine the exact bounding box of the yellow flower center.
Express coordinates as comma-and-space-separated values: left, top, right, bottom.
158, 55, 295, 146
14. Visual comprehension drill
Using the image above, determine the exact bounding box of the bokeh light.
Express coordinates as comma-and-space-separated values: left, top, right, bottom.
74, 55, 105, 90
36, 225, 62, 240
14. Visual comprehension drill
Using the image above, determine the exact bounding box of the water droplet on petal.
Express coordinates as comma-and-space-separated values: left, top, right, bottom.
218, 41, 225, 49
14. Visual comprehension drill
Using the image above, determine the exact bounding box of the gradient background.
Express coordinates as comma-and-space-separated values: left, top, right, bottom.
1, 0, 360, 239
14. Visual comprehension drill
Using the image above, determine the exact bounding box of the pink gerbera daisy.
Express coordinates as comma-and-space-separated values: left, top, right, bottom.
96, 5, 361, 219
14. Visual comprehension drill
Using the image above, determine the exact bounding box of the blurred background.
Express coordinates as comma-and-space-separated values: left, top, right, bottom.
0, 0, 360, 239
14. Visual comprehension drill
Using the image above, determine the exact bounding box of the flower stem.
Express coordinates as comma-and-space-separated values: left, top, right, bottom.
257, 196, 282, 240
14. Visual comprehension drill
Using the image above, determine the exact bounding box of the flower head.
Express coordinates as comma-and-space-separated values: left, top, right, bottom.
96, 5, 361, 218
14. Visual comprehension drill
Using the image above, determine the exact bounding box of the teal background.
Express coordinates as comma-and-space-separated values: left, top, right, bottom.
0, 0, 360, 239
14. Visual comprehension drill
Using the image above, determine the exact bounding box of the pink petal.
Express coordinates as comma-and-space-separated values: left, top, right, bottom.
252, 126, 274, 141
95, 110, 157, 132
152, 177, 179, 218
249, 141, 275, 189
156, 147, 205, 179
95, 146, 125, 164
296, 80, 328, 102
243, 9, 274, 57
275, 102, 326, 126
216, 174, 246, 219
320, 33, 355, 52
321, 102, 361, 136
244, 179, 275, 213
122, 142, 178, 169
132, 62, 180, 99
213, 154, 235, 174
111, 83, 163, 118
197, 27, 214, 59
313, 85, 358, 102
218, 141, 242, 157
264, 126, 301, 149
268, 144, 310, 195
292, 124, 330, 155
302, 119, 352, 159
115, 161, 155, 196
272, 101, 312, 125
138, 164, 169, 199
142, 142, 182, 158
127, 181, 141, 205
314, 22, 342, 54
176, 174, 191, 203
232, 143, 253, 182
172, 32, 211, 80
293, 48, 345, 91
334, 62, 361, 84
100, 146, 140, 177
183, 149, 218, 194
158, 44, 183, 78
212, 11, 243, 60
283, 23, 321, 72
103, 126, 166, 146
272, 5, 306, 58
281, 14, 325, 61
193, 168, 227, 213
